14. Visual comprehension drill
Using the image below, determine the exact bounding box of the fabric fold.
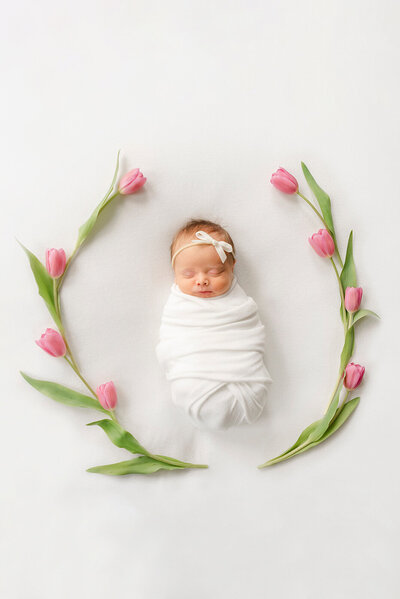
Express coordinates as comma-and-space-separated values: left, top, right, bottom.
155, 275, 273, 430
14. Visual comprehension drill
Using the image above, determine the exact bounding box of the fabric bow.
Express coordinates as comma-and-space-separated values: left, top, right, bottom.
192, 230, 234, 263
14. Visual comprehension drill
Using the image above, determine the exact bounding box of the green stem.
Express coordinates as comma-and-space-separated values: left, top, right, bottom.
264, 376, 344, 464
63, 356, 119, 423
148, 453, 209, 469
56, 192, 120, 295
335, 390, 350, 419
330, 257, 347, 332
297, 191, 343, 269
54, 278, 120, 425
63, 356, 97, 397
108, 409, 118, 423
53, 279, 81, 372
297, 191, 326, 226
324, 373, 343, 414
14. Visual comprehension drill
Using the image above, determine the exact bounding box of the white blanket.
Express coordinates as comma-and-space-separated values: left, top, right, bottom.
155, 275, 273, 430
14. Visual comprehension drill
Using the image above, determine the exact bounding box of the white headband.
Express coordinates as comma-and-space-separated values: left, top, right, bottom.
171, 230, 236, 268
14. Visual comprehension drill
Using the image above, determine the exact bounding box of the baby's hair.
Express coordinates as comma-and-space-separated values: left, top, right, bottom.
170, 218, 236, 265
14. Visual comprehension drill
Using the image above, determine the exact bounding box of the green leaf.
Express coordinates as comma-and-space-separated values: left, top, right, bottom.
263, 397, 361, 466
352, 308, 381, 325
294, 397, 361, 455
281, 397, 360, 460
86, 419, 149, 456
303, 382, 342, 444
266, 420, 321, 460
339, 326, 355, 376
20, 371, 109, 414
340, 230, 357, 290
86, 455, 186, 475
258, 383, 342, 467
339, 302, 347, 327
150, 454, 208, 469
328, 396, 360, 430
75, 150, 121, 250
301, 162, 335, 238
17, 240, 62, 330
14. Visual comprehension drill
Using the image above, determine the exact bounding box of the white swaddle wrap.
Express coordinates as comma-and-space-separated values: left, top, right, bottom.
155, 275, 273, 430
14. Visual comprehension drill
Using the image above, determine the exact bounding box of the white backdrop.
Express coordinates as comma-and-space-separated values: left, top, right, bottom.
1, 1, 399, 597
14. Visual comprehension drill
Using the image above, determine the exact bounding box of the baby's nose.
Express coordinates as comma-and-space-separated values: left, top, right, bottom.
196, 274, 209, 284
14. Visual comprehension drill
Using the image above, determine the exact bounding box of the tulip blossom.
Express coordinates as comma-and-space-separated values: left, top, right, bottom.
345, 287, 363, 313
35, 328, 66, 357
343, 362, 365, 390
308, 228, 335, 258
118, 168, 147, 195
96, 381, 118, 410
45, 248, 66, 278
270, 167, 299, 194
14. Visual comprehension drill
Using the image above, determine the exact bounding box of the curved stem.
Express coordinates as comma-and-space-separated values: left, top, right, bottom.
56, 192, 120, 295
53, 279, 81, 372
53, 213, 125, 424
324, 373, 343, 413
336, 390, 350, 417
335, 248, 343, 270
264, 376, 344, 464
297, 191, 326, 226
330, 257, 347, 332
55, 269, 121, 425
63, 356, 119, 424
56, 251, 77, 294
109, 409, 119, 423
297, 191, 343, 269
63, 356, 97, 397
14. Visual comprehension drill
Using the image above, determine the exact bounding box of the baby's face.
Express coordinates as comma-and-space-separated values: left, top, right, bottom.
173, 240, 235, 298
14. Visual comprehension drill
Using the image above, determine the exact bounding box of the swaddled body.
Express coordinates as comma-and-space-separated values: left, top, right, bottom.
156, 274, 273, 430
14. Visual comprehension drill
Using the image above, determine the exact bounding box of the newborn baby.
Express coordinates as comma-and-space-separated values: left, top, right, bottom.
155, 219, 273, 431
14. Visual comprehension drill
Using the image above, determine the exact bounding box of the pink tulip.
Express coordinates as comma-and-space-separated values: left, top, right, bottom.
35, 328, 66, 357
345, 287, 363, 313
270, 167, 299, 194
343, 362, 365, 390
118, 168, 147, 195
45, 248, 66, 278
96, 381, 118, 410
308, 229, 335, 258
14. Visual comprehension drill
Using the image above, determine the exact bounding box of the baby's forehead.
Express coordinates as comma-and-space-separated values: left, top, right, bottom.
174, 244, 223, 270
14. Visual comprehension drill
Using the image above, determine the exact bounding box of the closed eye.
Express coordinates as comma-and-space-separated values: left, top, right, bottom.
181, 269, 224, 277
